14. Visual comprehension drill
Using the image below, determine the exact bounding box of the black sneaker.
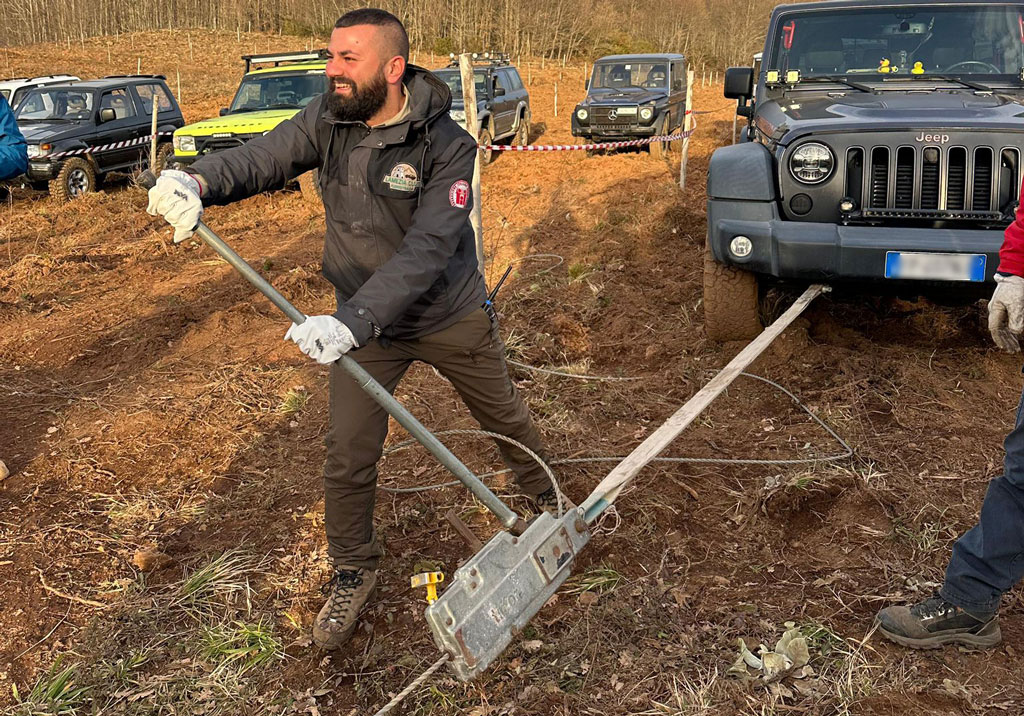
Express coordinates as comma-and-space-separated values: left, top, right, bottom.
875, 594, 1000, 649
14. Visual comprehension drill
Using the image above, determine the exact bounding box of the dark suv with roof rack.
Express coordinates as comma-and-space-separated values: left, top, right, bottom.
705, 0, 1024, 341
432, 53, 530, 164
16, 75, 184, 201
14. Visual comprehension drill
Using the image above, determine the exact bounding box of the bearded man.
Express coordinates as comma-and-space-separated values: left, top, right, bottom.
145, 8, 559, 650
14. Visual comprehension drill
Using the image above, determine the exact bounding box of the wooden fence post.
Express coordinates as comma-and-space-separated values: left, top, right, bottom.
680, 70, 694, 190
459, 53, 486, 281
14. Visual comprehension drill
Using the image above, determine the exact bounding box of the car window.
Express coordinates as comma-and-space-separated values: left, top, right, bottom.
136, 83, 173, 114
671, 62, 685, 91
591, 62, 668, 89
493, 72, 507, 94
228, 72, 328, 112
15, 88, 94, 120
434, 70, 488, 99
101, 88, 136, 119
0, 89, 8, 100
505, 69, 523, 91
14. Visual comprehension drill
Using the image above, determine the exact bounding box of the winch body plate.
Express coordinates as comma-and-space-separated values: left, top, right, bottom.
425, 509, 590, 681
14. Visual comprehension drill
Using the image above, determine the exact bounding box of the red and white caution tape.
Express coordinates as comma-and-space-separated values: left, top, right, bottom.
48, 131, 174, 160
482, 114, 697, 152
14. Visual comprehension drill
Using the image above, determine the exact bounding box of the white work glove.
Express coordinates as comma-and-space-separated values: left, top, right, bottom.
988, 273, 1024, 353
146, 169, 203, 244
285, 315, 358, 364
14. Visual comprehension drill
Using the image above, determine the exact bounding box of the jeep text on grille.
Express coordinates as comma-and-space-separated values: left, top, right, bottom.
703, 0, 1024, 342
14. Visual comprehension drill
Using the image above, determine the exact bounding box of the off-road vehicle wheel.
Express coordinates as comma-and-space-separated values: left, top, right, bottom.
478, 129, 494, 165
650, 116, 670, 159
50, 157, 96, 201
298, 168, 322, 206
703, 238, 762, 342
154, 143, 175, 175
513, 111, 530, 146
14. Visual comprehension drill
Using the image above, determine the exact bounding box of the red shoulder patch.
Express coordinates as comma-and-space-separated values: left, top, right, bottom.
449, 180, 470, 209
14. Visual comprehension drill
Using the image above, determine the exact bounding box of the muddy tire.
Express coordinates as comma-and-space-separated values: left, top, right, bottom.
298, 168, 322, 206
514, 110, 530, 146
703, 239, 762, 342
478, 129, 494, 165
650, 115, 670, 159
154, 143, 175, 175
50, 157, 96, 201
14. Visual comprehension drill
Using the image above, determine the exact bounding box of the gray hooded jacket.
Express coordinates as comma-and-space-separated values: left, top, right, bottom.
189, 65, 485, 347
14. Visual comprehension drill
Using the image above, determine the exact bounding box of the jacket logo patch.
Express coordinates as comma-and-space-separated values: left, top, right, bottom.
449, 180, 470, 208
383, 162, 420, 192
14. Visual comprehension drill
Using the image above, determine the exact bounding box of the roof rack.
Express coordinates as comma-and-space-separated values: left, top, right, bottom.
445, 52, 511, 68
242, 50, 328, 74
102, 74, 167, 80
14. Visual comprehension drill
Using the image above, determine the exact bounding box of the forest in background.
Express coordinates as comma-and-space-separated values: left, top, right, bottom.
0, 0, 789, 69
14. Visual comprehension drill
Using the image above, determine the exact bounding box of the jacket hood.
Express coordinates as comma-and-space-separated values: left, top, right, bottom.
321, 64, 451, 128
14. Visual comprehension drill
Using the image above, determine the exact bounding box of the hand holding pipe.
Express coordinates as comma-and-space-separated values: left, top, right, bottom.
136, 170, 528, 535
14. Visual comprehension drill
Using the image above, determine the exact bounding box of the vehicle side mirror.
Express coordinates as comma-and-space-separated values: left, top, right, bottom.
219, 108, 230, 116
585, 79, 590, 90
724, 67, 755, 100
99, 107, 116, 123
494, 87, 505, 97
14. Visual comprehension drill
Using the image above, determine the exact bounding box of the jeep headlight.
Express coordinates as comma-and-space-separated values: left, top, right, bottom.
639, 107, 653, 121
576, 108, 588, 121
27, 143, 51, 158
449, 109, 466, 122
789, 142, 834, 184
175, 135, 196, 153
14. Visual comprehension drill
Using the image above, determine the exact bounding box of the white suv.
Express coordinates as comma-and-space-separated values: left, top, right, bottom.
0, 75, 80, 109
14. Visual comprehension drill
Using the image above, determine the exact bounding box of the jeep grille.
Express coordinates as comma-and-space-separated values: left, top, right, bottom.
848, 144, 1019, 222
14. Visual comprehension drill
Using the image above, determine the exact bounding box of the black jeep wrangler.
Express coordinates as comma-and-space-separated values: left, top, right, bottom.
433, 53, 531, 164
572, 53, 688, 158
706, 0, 1024, 341
16, 75, 185, 201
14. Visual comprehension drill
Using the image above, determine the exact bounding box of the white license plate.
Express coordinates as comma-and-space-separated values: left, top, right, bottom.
884, 251, 986, 282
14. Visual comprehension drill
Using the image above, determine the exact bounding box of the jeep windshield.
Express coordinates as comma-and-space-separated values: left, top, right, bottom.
14, 88, 94, 121
768, 5, 1024, 79
590, 62, 668, 90
228, 72, 326, 113
433, 70, 488, 99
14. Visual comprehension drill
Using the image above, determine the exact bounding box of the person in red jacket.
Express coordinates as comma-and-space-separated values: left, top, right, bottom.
875, 186, 1024, 648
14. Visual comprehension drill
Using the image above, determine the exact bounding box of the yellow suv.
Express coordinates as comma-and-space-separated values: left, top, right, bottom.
172, 51, 327, 198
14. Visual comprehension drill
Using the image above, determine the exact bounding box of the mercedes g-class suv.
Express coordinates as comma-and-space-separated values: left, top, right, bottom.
433, 53, 530, 164
706, 0, 1024, 341
572, 53, 687, 158
16, 75, 185, 201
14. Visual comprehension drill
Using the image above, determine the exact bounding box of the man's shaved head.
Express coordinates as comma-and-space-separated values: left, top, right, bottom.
334, 8, 409, 63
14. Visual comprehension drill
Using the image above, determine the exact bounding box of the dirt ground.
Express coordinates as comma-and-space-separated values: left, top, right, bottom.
3, 29, 1024, 716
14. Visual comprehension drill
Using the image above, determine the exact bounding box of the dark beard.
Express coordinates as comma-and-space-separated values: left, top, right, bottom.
326, 70, 389, 122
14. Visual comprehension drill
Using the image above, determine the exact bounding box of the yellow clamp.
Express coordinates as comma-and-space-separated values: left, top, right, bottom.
411, 571, 445, 604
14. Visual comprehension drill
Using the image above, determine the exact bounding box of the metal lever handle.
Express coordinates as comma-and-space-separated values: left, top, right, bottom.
137, 170, 527, 534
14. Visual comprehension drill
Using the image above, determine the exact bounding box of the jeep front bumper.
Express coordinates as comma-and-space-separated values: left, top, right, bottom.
708, 198, 1003, 287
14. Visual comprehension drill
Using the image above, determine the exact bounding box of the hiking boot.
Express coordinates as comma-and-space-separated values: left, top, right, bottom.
532, 486, 575, 515
875, 594, 1000, 649
312, 566, 376, 650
